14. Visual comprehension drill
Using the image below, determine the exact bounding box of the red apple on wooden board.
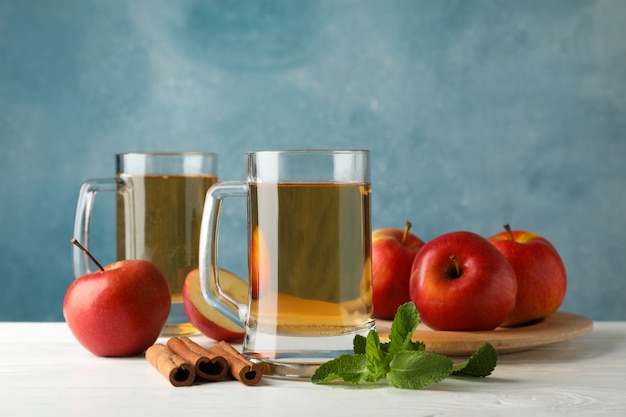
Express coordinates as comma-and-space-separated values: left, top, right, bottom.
182, 268, 246, 341
371, 221, 425, 319
409, 231, 517, 331
488, 224, 567, 327
64, 240, 171, 357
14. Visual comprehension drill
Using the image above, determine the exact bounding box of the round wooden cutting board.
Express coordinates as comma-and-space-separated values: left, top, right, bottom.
376, 311, 593, 356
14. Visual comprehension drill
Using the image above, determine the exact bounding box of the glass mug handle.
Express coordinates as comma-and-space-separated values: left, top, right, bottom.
72, 178, 117, 277
199, 181, 249, 326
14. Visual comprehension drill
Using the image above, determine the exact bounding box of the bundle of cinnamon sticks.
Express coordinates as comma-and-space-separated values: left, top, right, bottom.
146, 337, 263, 387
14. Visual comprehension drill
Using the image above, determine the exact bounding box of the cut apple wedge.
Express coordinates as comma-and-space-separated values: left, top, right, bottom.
182, 268, 247, 341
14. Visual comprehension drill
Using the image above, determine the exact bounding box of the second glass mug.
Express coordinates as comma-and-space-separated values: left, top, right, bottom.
72, 152, 218, 336
200, 149, 375, 379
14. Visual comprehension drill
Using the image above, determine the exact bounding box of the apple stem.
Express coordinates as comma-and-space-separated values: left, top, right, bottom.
503, 224, 515, 241
402, 220, 412, 244
71, 238, 105, 272
449, 255, 463, 277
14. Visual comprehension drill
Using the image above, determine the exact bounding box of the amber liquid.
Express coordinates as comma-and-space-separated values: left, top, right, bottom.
116, 174, 216, 334
246, 182, 374, 366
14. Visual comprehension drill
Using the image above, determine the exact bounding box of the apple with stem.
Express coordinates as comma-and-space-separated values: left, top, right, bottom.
64, 239, 171, 357
371, 221, 424, 319
409, 231, 517, 331
488, 224, 567, 327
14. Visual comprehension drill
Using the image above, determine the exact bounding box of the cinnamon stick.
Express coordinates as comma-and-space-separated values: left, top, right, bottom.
145, 343, 195, 387
166, 337, 228, 381
209, 341, 263, 386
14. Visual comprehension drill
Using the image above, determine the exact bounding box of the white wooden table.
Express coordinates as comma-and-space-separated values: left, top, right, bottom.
1, 321, 625, 416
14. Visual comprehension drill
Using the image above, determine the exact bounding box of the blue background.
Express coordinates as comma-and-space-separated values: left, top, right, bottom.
1, 0, 625, 322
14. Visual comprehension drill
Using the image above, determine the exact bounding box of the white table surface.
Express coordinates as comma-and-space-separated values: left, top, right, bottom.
1, 321, 625, 416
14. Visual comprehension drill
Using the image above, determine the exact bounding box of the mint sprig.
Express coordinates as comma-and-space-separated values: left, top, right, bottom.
452, 342, 497, 377
311, 302, 498, 390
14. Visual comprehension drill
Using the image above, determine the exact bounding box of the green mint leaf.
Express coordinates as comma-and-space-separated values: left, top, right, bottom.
380, 340, 424, 353
311, 354, 370, 384
452, 343, 498, 377
388, 302, 420, 355
364, 330, 387, 381
387, 350, 454, 389
365, 330, 382, 360
406, 340, 426, 352
353, 334, 366, 354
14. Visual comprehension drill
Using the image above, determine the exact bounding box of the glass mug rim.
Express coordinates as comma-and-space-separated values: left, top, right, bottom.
246, 149, 370, 183
116, 151, 218, 157
246, 149, 369, 156
115, 152, 218, 176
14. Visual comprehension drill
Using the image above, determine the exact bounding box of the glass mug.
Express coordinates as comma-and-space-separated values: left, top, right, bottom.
199, 150, 374, 379
72, 152, 218, 336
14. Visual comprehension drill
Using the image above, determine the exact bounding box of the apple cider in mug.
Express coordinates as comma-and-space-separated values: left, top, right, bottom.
247, 182, 373, 341
116, 174, 217, 331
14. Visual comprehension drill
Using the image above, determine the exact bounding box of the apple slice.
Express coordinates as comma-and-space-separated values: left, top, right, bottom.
250, 225, 271, 299
182, 268, 247, 341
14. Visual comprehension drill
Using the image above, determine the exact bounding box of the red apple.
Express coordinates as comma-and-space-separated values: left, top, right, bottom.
371, 221, 424, 319
488, 224, 567, 327
64, 241, 171, 357
409, 231, 517, 331
182, 268, 247, 341
249, 225, 271, 299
